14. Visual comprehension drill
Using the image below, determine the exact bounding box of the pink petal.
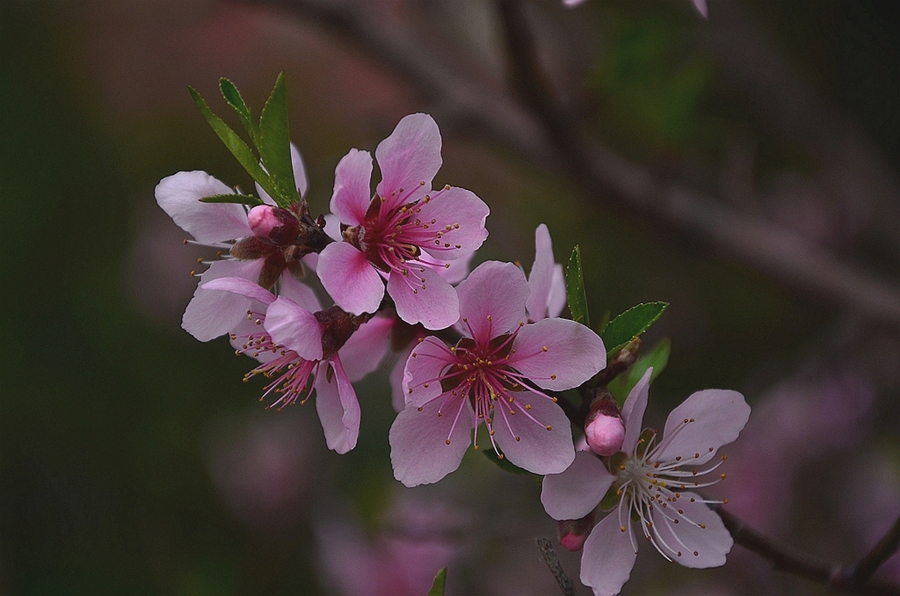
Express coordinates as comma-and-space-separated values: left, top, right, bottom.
330, 149, 373, 226
155, 171, 250, 243
181, 259, 264, 341
693, 0, 709, 19
264, 296, 323, 361
278, 271, 321, 312
456, 261, 528, 343
655, 389, 750, 466
492, 391, 575, 474
389, 397, 473, 487
375, 114, 441, 207
415, 187, 489, 260
547, 264, 566, 319
318, 242, 385, 315
580, 509, 638, 596
201, 276, 276, 304
314, 356, 360, 454
431, 251, 473, 285
541, 451, 615, 521
402, 336, 456, 408
621, 367, 652, 456
228, 304, 280, 363
526, 224, 556, 322
649, 492, 732, 568
387, 266, 459, 330
389, 343, 415, 412
255, 142, 309, 204
337, 315, 393, 382
510, 318, 606, 391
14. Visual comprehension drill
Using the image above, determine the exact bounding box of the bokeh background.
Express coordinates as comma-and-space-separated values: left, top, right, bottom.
2, 0, 899, 594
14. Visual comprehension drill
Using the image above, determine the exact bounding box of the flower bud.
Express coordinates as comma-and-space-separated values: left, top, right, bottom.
248, 205, 301, 246
584, 390, 624, 456
557, 512, 595, 551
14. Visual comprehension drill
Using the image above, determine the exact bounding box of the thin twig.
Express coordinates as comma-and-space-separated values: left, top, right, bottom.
843, 515, 900, 590
536, 537, 577, 596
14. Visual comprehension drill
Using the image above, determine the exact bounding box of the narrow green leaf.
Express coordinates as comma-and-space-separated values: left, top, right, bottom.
601, 302, 668, 355
219, 78, 262, 148
608, 338, 671, 403
258, 72, 298, 207
482, 449, 532, 476
188, 86, 280, 201
198, 193, 263, 206
565, 245, 590, 327
427, 568, 447, 596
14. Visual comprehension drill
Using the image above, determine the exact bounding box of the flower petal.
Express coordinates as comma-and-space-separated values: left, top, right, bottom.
547, 264, 566, 319
182, 259, 264, 341
526, 224, 556, 322
456, 261, 528, 342
510, 318, 606, 391
403, 336, 455, 408
655, 389, 750, 466
415, 186, 489, 260
278, 271, 321, 312
156, 171, 250, 243
314, 357, 360, 454
375, 113, 441, 207
389, 396, 472, 487
492, 390, 575, 475
649, 492, 732, 568
337, 315, 393, 382
330, 148, 373, 226
387, 266, 459, 330
201, 276, 276, 304
621, 367, 652, 456
318, 242, 384, 315
580, 509, 638, 596
541, 451, 615, 520
264, 296, 324, 361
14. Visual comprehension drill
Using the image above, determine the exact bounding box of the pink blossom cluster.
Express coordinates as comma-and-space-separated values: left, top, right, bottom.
158, 110, 751, 595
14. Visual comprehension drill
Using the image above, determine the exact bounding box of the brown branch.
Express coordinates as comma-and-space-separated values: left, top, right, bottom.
718, 508, 900, 596
843, 514, 900, 590
535, 537, 577, 596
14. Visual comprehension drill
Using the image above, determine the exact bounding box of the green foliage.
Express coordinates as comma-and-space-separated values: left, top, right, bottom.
601, 302, 668, 356
482, 448, 533, 476
565, 245, 590, 327
189, 74, 299, 208
608, 338, 670, 403
198, 193, 263, 206
427, 568, 447, 596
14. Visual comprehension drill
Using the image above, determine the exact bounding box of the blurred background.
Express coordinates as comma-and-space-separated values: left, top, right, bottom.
2, 0, 899, 594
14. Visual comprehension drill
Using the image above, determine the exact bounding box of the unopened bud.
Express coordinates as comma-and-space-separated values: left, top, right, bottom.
248, 205, 301, 246
557, 512, 595, 552
584, 390, 624, 456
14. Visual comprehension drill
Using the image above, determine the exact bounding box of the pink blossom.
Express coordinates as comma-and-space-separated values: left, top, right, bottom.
155, 144, 310, 341
389, 261, 606, 487
202, 274, 392, 454
318, 113, 489, 330
525, 224, 566, 323
541, 369, 750, 596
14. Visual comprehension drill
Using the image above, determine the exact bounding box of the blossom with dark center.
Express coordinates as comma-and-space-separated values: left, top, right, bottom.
317, 113, 489, 330
389, 261, 606, 486
541, 368, 750, 596
202, 275, 392, 454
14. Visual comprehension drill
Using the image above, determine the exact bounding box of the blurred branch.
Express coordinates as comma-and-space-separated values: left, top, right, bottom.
843, 515, 900, 589
718, 508, 900, 595
535, 537, 577, 596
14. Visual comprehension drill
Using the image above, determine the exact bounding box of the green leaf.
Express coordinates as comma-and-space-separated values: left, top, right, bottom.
601, 302, 668, 355
565, 245, 590, 327
427, 568, 447, 596
198, 193, 263, 206
482, 448, 532, 476
608, 338, 670, 403
257, 72, 298, 207
219, 78, 262, 149
188, 86, 280, 201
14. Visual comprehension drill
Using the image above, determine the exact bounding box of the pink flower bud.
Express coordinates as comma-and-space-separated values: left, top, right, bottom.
584, 412, 625, 456
248, 205, 301, 246
556, 513, 594, 551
